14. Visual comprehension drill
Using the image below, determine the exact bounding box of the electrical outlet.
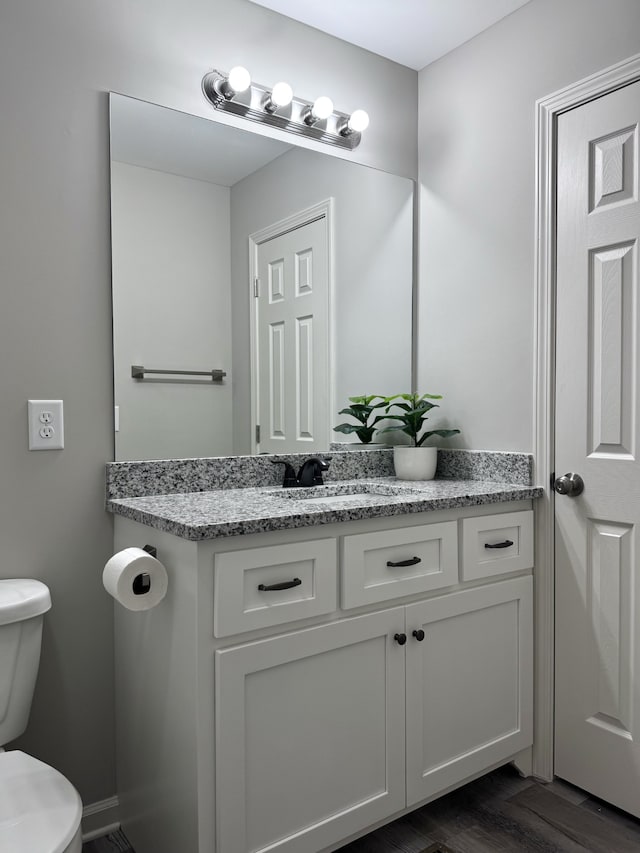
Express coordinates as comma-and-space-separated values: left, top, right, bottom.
28, 400, 64, 450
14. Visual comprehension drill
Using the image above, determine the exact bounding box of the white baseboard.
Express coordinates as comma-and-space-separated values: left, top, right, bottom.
82, 795, 120, 842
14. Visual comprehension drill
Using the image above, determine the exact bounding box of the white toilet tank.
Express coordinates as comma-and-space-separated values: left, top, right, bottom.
0, 579, 51, 746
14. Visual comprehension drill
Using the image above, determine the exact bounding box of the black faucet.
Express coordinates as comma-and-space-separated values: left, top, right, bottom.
269, 459, 298, 488
297, 457, 331, 487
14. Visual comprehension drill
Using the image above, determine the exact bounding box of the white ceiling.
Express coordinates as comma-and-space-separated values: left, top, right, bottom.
248, 0, 532, 71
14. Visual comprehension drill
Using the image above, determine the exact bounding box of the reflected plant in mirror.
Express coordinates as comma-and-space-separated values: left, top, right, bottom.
333, 394, 387, 444
109, 94, 414, 461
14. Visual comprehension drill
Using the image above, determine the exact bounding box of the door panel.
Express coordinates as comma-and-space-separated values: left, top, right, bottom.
215, 609, 405, 853
405, 577, 533, 806
255, 216, 330, 453
555, 78, 640, 816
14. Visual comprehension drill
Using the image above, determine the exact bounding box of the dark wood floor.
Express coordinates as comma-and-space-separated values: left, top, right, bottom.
338, 764, 640, 852
83, 765, 640, 852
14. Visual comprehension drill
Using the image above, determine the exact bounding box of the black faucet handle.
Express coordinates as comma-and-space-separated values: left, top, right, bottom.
269, 458, 298, 488
297, 456, 331, 487
269, 459, 298, 489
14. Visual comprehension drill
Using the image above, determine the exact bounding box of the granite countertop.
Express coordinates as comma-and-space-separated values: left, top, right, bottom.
107, 477, 543, 541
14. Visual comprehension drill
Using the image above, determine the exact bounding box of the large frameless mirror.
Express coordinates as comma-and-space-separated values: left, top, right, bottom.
110, 93, 413, 460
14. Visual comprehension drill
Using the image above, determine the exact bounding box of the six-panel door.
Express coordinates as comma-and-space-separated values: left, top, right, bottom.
215, 608, 406, 853
405, 576, 533, 805
554, 77, 640, 817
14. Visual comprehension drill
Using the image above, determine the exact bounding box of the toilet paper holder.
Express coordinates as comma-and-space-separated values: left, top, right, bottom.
132, 545, 157, 596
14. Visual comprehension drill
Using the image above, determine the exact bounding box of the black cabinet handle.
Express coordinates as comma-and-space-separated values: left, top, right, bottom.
412, 629, 425, 641
258, 578, 302, 592
386, 556, 421, 568
484, 540, 514, 550
394, 633, 407, 645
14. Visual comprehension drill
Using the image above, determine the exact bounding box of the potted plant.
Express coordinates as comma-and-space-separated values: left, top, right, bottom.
333, 395, 387, 445
378, 392, 460, 480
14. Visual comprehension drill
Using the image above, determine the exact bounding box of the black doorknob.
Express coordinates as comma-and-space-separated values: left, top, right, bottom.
393, 633, 407, 645
412, 629, 425, 641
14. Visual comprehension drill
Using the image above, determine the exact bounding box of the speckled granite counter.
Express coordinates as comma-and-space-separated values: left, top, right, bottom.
106, 448, 534, 500
107, 477, 543, 541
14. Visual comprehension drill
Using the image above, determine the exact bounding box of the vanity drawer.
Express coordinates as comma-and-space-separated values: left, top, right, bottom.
461, 510, 533, 581
213, 539, 337, 637
341, 522, 458, 609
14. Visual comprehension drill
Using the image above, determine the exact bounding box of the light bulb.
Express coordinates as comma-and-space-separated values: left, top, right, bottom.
311, 96, 334, 120
271, 81, 293, 108
227, 65, 251, 93
347, 109, 370, 133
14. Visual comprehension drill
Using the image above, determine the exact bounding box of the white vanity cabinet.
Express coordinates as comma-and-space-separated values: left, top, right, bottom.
113, 501, 534, 853
215, 576, 532, 853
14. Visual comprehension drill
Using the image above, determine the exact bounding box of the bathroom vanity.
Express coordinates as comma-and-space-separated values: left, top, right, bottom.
107, 451, 541, 853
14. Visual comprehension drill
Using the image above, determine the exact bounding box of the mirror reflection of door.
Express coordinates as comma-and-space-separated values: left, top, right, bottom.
253, 211, 330, 454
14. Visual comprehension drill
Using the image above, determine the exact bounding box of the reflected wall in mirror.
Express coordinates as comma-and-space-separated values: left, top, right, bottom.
110, 94, 413, 460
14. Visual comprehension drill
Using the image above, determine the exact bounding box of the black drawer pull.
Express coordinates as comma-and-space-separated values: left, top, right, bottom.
484, 540, 514, 550
394, 633, 407, 645
412, 629, 425, 642
386, 556, 421, 568
258, 578, 302, 592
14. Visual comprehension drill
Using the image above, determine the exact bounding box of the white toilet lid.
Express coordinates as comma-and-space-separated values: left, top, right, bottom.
0, 751, 82, 853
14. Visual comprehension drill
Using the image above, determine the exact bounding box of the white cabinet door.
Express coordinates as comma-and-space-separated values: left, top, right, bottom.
405, 576, 533, 805
215, 608, 406, 853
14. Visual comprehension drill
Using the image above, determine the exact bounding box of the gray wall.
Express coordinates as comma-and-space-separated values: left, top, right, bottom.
417, 0, 640, 452
0, 0, 417, 805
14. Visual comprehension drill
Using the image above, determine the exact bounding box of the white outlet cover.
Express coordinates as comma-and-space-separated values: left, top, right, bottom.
28, 400, 64, 450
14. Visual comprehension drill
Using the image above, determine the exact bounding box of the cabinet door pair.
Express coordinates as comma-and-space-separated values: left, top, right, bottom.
215, 576, 532, 853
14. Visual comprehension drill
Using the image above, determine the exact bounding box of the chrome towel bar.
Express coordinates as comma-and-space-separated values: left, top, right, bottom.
131, 365, 226, 382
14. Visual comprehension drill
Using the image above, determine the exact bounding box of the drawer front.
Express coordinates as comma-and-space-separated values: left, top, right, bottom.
214, 539, 337, 637
461, 510, 534, 581
341, 522, 458, 609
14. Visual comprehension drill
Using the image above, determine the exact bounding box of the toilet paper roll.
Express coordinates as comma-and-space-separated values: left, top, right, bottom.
103, 547, 168, 611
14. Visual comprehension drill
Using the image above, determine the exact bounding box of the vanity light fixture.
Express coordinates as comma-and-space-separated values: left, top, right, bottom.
263, 81, 293, 114
202, 67, 367, 150
302, 96, 334, 126
340, 109, 370, 136
215, 65, 251, 100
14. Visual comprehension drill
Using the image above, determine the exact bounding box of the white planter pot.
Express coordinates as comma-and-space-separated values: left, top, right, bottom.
393, 446, 437, 481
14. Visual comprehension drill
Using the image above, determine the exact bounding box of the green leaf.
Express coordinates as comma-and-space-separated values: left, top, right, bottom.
334, 423, 365, 434
333, 423, 376, 443
348, 394, 384, 406
337, 407, 367, 424
417, 428, 461, 447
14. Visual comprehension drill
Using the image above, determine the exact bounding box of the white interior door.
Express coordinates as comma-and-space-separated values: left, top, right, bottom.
555, 79, 640, 816
254, 216, 330, 454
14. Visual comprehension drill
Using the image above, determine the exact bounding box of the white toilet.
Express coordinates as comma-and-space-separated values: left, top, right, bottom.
0, 579, 83, 853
